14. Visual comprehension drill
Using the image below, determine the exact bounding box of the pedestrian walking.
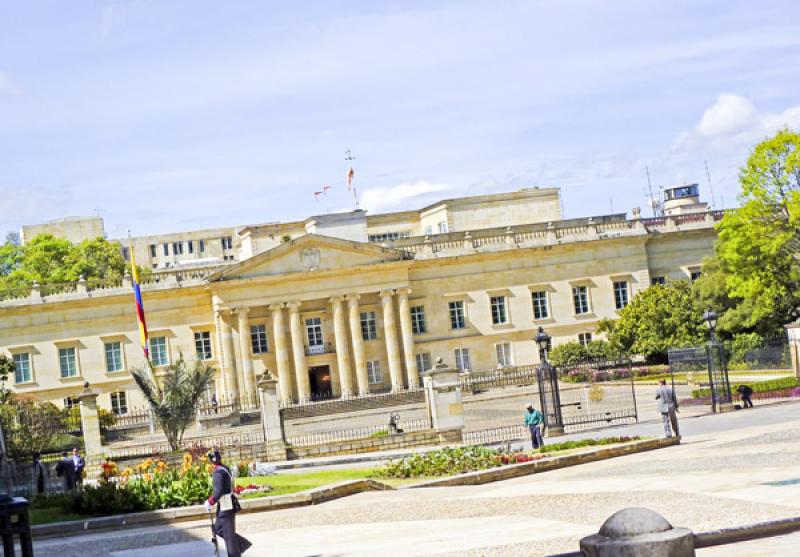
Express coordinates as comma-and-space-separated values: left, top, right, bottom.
655, 379, 680, 438
737, 384, 754, 408
55, 451, 76, 490
204, 450, 251, 556
524, 403, 545, 449
72, 448, 85, 486
32, 452, 48, 497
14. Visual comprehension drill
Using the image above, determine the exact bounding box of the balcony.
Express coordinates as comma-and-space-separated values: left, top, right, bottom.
305, 342, 334, 356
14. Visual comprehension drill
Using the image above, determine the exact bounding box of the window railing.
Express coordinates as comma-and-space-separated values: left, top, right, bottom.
305, 342, 334, 355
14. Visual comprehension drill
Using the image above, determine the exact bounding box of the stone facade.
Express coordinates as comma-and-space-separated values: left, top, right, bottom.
2, 188, 722, 413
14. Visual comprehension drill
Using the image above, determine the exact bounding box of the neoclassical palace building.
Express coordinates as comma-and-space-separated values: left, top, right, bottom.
1, 186, 719, 413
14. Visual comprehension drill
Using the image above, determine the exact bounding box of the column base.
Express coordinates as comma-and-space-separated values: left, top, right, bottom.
264, 440, 288, 462
717, 402, 736, 413
435, 428, 464, 444
545, 425, 565, 438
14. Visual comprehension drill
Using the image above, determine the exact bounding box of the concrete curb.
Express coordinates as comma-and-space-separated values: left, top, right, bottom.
32, 479, 392, 539
407, 437, 681, 488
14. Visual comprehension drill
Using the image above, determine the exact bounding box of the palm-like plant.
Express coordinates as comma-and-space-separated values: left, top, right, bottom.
130, 355, 215, 452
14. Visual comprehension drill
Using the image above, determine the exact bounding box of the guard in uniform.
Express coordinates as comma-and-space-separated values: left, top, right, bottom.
205, 450, 250, 556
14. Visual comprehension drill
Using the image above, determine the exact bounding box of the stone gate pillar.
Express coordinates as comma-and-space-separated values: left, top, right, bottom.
423, 358, 464, 444
78, 383, 104, 478
258, 373, 288, 462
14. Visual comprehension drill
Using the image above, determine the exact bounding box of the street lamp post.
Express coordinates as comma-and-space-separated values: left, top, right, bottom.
535, 326, 565, 437
703, 308, 733, 413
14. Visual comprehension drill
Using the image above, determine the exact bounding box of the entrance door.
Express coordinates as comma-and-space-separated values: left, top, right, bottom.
309, 365, 333, 400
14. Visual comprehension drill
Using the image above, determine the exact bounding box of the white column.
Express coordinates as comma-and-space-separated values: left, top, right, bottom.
287, 301, 311, 402
330, 296, 354, 398
396, 287, 419, 389
347, 294, 370, 395
270, 303, 293, 403
380, 289, 405, 392
236, 307, 256, 405
216, 310, 239, 399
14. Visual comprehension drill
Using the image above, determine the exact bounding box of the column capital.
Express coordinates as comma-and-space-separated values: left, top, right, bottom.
329, 295, 345, 304
345, 293, 361, 304
396, 287, 412, 297
379, 289, 396, 299
268, 302, 285, 311
233, 305, 250, 316
286, 300, 302, 312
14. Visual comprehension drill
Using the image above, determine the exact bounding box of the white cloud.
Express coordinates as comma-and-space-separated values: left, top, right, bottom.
360, 181, 452, 213
674, 94, 800, 151
0, 72, 21, 97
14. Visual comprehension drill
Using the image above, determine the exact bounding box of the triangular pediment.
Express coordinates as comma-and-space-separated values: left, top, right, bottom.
209, 234, 405, 281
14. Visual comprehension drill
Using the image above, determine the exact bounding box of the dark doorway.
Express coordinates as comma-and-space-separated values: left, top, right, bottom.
309, 365, 333, 400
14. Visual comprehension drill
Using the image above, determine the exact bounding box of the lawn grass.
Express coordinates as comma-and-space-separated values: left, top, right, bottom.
30, 507, 85, 525
235, 467, 377, 497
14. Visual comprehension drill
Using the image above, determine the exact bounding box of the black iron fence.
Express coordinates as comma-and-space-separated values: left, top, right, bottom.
460, 365, 538, 393
285, 417, 431, 447
280, 388, 425, 420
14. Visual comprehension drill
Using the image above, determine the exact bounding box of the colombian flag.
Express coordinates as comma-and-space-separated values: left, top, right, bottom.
129, 240, 149, 358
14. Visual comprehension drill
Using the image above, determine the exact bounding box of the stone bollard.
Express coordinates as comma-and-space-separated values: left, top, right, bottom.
257, 373, 288, 461
580, 508, 695, 557
422, 358, 465, 443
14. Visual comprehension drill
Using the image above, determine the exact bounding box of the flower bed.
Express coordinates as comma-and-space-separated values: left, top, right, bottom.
234, 483, 273, 497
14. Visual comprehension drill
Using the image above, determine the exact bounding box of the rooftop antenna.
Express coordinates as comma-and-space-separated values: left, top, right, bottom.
645, 166, 660, 217
345, 149, 358, 210
704, 160, 717, 210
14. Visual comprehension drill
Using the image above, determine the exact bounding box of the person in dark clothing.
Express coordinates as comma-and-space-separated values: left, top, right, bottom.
737, 384, 754, 408
205, 450, 250, 556
72, 448, 85, 486
33, 452, 47, 496
55, 451, 76, 490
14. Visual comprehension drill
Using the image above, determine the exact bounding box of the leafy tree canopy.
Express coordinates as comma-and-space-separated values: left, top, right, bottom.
694, 128, 800, 335
0, 234, 127, 290
610, 281, 706, 361
0, 394, 67, 459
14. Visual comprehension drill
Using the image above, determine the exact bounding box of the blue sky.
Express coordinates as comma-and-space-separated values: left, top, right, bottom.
1, 1, 799, 239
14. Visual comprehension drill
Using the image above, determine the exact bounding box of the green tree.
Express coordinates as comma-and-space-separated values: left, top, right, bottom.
130, 356, 215, 451
0, 354, 14, 402
65, 237, 127, 281
0, 395, 67, 459
696, 128, 800, 335
610, 281, 705, 362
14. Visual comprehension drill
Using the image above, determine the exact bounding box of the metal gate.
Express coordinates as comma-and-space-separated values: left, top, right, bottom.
668, 344, 732, 412
554, 358, 639, 432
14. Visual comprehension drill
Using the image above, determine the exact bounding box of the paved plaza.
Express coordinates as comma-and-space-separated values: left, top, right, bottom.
36, 401, 800, 556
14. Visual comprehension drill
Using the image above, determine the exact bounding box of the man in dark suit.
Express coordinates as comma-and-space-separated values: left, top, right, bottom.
55, 451, 76, 490
205, 450, 250, 556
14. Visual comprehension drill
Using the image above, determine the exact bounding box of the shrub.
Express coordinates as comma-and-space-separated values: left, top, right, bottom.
374, 446, 506, 478
550, 340, 622, 367
691, 376, 800, 399
71, 483, 147, 516
0, 395, 66, 459
537, 436, 641, 453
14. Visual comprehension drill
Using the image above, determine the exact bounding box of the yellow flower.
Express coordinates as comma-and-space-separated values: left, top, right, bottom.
205, 464, 213, 473
143, 473, 152, 482
122, 468, 132, 477
183, 453, 192, 464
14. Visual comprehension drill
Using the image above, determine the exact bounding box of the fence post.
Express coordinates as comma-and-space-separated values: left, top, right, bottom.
257, 373, 288, 461
422, 358, 465, 444
78, 383, 104, 479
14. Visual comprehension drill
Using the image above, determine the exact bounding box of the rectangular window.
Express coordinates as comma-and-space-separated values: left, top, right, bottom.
12, 353, 32, 384
163, 243, 169, 256
572, 286, 589, 315
221, 236, 233, 250
613, 281, 629, 310
110, 391, 128, 415
496, 342, 513, 367
531, 291, 549, 320
449, 301, 466, 329
306, 317, 324, 347
105, 342, 123, 372
59, 347, 78, 378
187, 240, 194, 254
199, 239, 205, 252
410, 306, 426, 334
651, 276, 666, 286
149, 244, 157, 258
122, 247, 130, 261
437, 221, 448, 233
63, 396, 79, 409
172, 242, 183, 255
250, 324, 269, 354
223, 254, 235, 261
454, 347, 471, 372
490, 295, 508, 325
416, 352, 432, 375
149, 336, 169, 366
194, 331, 212, 360
578, 332, 592, 346
424, 225, 433, 235
360, 311, 378, 340
367, 360, 383, 384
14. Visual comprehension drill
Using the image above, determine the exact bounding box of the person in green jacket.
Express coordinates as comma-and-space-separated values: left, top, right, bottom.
524, 403, 545, 449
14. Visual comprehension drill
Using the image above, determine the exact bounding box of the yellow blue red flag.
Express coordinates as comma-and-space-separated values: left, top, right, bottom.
128, 239, 149, 357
